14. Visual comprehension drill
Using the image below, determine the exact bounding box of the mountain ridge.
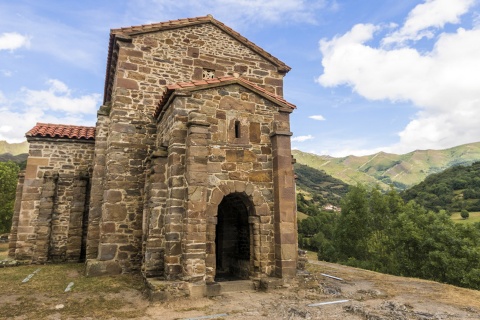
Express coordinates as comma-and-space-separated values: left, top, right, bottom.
293, 141, 480, 190
0, 141, 29, 156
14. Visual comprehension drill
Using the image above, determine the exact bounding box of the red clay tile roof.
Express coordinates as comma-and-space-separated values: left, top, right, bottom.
26, 123, 95, 140
104, 15, 291, 104
154, 76, 296, 118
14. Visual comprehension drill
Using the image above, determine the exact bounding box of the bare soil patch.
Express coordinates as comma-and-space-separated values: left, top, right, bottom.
1, 253, 479, 319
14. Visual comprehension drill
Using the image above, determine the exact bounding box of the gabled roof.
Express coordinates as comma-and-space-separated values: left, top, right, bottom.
26, 123, 95, 141
154, 76, 296, 119
104, 15, 291, 104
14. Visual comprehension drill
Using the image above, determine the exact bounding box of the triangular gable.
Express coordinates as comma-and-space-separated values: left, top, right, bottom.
110, 15, 290, 72
104, 15, 291, 104
154, 76, 296, 119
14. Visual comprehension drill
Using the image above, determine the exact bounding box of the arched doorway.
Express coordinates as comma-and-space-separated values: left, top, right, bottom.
215, 193, 252, 281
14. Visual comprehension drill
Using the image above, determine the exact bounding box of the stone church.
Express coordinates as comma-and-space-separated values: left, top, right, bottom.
8, 15, 297, 297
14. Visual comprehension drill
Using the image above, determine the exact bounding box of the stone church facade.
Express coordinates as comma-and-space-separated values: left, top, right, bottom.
9, 15, 297, 297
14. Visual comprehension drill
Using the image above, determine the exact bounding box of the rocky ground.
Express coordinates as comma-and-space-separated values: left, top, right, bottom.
146, 259, 480, 319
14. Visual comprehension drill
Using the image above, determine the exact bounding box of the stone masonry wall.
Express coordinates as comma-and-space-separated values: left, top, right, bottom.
149, 83, 293, 281
86, 106, 110, 259
11, 139, 94, 262
117, 23, 284, 100
91, 22, 285, 274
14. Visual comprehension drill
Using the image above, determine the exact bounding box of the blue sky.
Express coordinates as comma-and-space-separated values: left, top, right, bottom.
1, 0, 479, 157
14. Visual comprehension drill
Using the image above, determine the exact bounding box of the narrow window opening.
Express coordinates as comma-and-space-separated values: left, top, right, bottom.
235, 121, 241, 139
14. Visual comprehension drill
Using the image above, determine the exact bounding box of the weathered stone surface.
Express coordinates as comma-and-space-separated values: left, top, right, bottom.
10, 16, 297, 298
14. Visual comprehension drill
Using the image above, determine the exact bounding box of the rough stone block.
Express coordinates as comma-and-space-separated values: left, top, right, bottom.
85, 259, 122, 277
116, 78, 139, 90
98, 244, 118, 261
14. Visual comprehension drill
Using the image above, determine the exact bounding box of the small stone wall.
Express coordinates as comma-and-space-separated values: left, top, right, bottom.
9, 139, 94, 263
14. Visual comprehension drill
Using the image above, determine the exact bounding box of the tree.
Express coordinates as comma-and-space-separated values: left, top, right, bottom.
461, 209, 470, 220
0, 161, 19, 233
334, 185, 370, 261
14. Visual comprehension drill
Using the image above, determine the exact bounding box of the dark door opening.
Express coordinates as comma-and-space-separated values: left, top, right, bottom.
215, 193, 251, 281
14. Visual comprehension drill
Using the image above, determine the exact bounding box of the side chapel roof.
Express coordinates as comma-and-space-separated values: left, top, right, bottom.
26, 123, 96, 141
154, 75, 296, 119
104, 15, 291, 104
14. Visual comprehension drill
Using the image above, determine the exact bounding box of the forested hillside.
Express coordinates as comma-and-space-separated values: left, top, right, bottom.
294, 163, 348, 208
402, 161, 480, 213
299, 185, 480, 290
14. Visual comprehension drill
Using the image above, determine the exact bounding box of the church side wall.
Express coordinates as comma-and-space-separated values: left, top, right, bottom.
11, 139, 94, 262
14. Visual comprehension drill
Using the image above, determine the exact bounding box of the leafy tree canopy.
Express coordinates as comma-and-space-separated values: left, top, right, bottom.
0, 161, 19, 233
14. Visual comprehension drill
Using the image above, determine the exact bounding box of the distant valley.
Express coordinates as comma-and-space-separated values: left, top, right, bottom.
3, 140, 480, 192
293, 142, 480, 190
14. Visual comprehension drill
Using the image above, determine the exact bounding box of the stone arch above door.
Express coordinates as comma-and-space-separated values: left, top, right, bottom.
205, 182, 273, 283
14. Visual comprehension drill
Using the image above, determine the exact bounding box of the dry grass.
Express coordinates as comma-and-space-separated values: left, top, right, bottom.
0, 242, 8, 260
297, 211, 309, 221
0, 263, 146, 319
1, 254, 479, 319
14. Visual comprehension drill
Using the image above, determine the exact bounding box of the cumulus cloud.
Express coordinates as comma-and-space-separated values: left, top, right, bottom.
21, 79, 100, 115
0, 32, 30, 51
383, 0, 475, 45
309, 115, 326, 121
317, 0, 480, 154
0, 80, 100, 142
292, 135, 314, 142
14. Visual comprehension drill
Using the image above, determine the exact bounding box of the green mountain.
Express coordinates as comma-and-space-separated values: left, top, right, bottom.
402, 161, 480, 213
294, 163, 349, 207
0, 141, 29, 155
293, 142, 480, 190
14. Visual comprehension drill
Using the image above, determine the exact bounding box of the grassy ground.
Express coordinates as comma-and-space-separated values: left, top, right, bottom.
0, 242, 8, 260
451, 211, 480, 224
1, 255, 480, 319
297, 211, 309, 221
0, 263, 146, 319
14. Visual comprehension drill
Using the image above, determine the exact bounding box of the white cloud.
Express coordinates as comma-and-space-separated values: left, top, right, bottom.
22, 79, 100, 115
317, 0, 480, 154
0, 32, 30, 51
383, 0, 475, 45
309, 115, 326, 121
292, 135, 314, 142
0, 80, 99, 142
1, 70, 12, 77
0, 91, 6, 104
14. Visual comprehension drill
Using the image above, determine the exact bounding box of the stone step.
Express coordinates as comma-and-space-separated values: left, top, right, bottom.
219, 280, 255, 293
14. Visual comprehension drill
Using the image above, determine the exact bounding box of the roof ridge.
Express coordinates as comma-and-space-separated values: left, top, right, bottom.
111, 15, 211, 33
